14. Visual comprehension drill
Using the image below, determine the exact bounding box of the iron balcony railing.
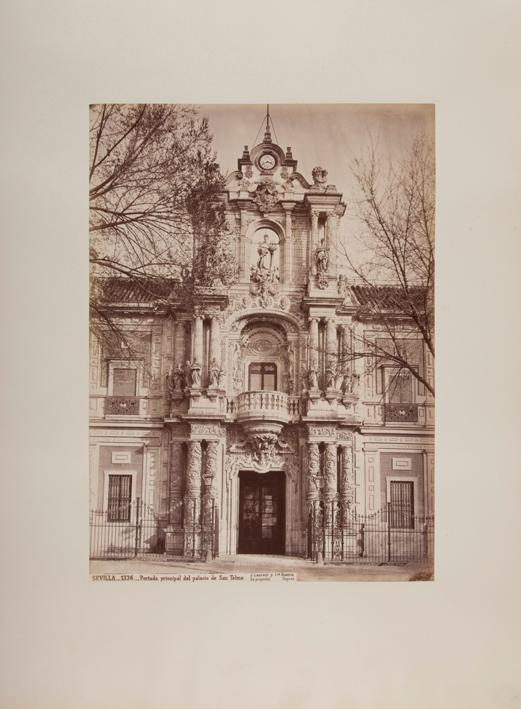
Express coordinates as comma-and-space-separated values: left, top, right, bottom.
105, 396, 140, 416
384, 403, 419, 422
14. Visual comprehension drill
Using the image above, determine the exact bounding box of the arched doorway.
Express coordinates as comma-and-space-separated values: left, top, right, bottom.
237, 470, 286, 555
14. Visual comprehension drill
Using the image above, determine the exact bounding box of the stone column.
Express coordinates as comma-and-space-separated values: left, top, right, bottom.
184, 440, 202, 557
327, 212, 339, 273
209, 317, 220, 363
309, 209, 319, 272
326, 318, 337, 389
283, 204, 293, 285
192, 315, 203, 379
202, 440, 218, 558
239, 209, 247, 280
165, 440, 184, 555
308, 317, 319, 369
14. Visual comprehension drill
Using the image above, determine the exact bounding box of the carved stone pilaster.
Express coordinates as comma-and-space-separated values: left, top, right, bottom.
324, 444, 338, 504
307, 442, 320, 508
202, 441, 218, 523
183, 440, 202, 557
339, 444, 355, 524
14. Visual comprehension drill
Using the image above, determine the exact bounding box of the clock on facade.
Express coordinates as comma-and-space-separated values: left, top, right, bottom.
259, 153, 276, 170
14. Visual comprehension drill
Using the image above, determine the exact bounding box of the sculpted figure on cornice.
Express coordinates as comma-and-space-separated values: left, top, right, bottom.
311, 166, 328, 190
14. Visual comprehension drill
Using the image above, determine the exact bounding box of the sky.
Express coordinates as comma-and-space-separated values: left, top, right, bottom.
200, 103, 433, 194
198, 103, 434, 270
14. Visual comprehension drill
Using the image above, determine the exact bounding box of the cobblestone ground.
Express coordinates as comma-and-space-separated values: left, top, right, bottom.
90, 555, 433, 581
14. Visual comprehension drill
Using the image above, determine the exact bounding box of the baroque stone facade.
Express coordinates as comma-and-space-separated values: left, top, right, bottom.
89, 122, 434, 560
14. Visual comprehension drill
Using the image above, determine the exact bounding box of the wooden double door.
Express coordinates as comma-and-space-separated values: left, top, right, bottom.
238, 471, 285, 555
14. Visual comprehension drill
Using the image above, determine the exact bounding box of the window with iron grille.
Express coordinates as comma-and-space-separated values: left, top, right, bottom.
248, 362, 277, 391
107, 474, 132, 522
389, 480, 414, 529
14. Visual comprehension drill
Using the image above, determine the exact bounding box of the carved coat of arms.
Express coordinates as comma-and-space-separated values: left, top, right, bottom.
254, 180, 279, 213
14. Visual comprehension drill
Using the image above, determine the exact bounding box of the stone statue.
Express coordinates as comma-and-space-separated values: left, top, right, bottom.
208, 357, 221, 387
172, 362, 184, 390
311, 166, 328, 188
316, 238, 329, 274
184, 360, 192, 388
218, 367, 226, 389
166, 369, 174, 395
325, 363, 336, 389
351, 372, 360, 395
190, 359, 201, 387
308, 361, 319, 389
256, 232, 278, 272
342, 370, 352, 393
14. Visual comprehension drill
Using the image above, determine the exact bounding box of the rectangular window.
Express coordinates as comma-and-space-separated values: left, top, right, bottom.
107, 474, 132, 522
389, 480, 414, 529
248, 363, 277, 391
386, 369, 413, 403
113, 368, 137, 396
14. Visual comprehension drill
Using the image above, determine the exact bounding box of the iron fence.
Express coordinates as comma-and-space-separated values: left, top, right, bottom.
89, 497, 218, 561
308, 501, 434, 565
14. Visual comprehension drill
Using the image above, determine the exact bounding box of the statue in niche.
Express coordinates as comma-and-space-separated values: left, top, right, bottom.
341, 368, 352, 393
256, 232, 278, 271
190, 359, 201, 387
184, 360, 192, 388
325, 362, 337, 389
166, 369, 174, 395
172, 362, 184, 390
316, 238, 329, 274
307, 360, 319, 389
250, 232, 280, 302
208, 357, 221, 387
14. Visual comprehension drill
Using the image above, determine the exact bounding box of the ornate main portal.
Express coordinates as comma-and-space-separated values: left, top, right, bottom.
164, 420, 357, 559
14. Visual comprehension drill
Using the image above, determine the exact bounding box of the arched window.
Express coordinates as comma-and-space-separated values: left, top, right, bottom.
248, 362, 277, 391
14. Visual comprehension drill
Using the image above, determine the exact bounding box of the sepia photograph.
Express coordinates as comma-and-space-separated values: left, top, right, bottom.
89, 103, 435, 581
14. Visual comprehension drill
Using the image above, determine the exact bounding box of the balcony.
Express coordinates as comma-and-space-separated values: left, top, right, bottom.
384, 403, 419, 423
105, 396, 140, 416
234, 391, 299, 435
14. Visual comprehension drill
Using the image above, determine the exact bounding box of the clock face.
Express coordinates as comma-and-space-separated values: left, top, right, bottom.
259, 153, 276, 170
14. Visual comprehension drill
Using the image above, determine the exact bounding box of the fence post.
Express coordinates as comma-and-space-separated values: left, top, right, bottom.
192, 501, 196, 559
387, 501, 391, 563
357, 522, 365, 558
423, 520, 428, 561
134, 497, 141, 558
